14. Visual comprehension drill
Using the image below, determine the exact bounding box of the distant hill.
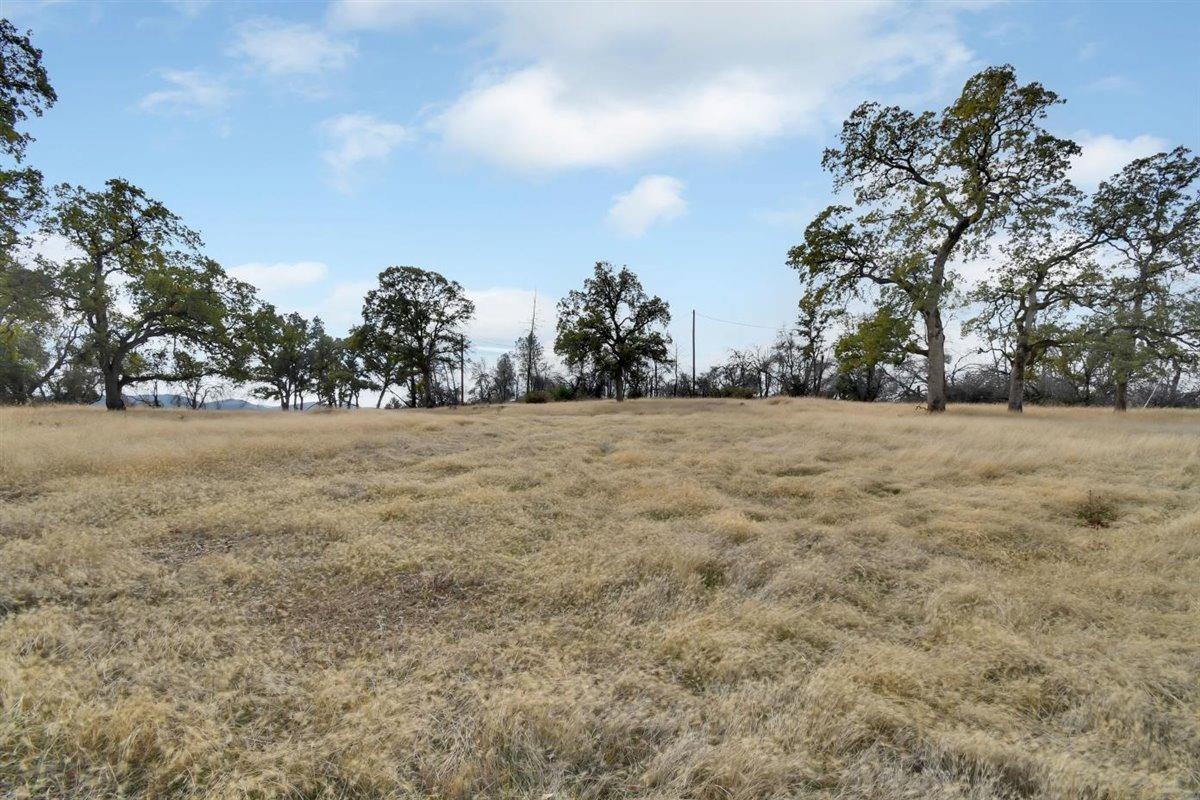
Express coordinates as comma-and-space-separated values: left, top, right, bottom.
92, 394, 274, 410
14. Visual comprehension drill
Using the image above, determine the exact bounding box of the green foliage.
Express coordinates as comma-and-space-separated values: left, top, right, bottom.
40, 179, 253, 409
241, 308, 316, 410
1, 20, 56, 262
790, 65, 1079, 411
554, 262, 671, 402
521, 389, 551, 403
833, 306, 913, 402
492, 353, 517, 402
1090, 148, 1200, 407
717, 385, 756, 399
360, 266, 474, 408
0, 19, 56, 162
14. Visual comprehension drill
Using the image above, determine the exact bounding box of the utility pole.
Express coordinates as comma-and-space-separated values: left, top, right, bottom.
526, 290, 537, 395
691, 309, 696, 397
673, 342, 679, 397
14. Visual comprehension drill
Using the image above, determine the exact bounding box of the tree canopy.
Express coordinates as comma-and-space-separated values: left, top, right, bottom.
555, 263, 671, 402
41, 179, 254, 409
360, 266, 474, 408
789, 65, 1079, 411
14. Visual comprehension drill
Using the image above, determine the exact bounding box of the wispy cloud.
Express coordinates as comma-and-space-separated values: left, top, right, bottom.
319, 113, 410, 192
327, 0, 459, 30
231, 18, 355, 95
608, 175, 687, 237
1085, 75, 1137, 94
228, 261, 329, 294
166, 0, 211, 19
139, 69, 231, 116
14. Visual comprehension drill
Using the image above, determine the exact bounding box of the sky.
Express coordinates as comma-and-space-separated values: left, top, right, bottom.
9, 0, 1200, 371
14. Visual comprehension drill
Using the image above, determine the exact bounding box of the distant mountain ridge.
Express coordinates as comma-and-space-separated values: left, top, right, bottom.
91, 394, 275, 410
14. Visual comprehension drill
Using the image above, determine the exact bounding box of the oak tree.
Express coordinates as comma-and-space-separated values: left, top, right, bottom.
554, 263, 670, 402
42, 179, 253, 409
789, 65, 1078, 411
1091, 147, 1200, 410
360, 266, 474, 408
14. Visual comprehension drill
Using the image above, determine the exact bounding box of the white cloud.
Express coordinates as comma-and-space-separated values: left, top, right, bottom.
228, 261, 328, 294
1085, 75, 1136, 93
231, 19, 355, 78
419, 2, 972, 170
328, 0, 460, 30
463, 287, 557, 353
139, 69, 231, 116
1071, 132, 1168, 188
607, 175, 686, 237
320, 114, 411, 191
438, 67, 790, 170
306, 280, 375, 332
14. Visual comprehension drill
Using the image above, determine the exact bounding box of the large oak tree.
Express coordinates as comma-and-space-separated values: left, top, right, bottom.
42, 179, 252, 409
554, 262, 670, 402
360, 266, 474, 408
966, 188, 1114, 411
789, 65, 1078, 411
1091, 147, 1200, 410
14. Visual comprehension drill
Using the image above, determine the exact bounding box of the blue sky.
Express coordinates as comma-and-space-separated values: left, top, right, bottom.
10, 0, 1200, 368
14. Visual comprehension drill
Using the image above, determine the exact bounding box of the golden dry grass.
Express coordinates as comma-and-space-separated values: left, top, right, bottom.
1, 399, 1198, 799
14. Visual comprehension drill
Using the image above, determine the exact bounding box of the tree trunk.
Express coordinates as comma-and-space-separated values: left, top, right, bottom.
1114, 270, 1147, 412
1007, 349, 1027, 413
614, 369, 625, 402
103, 367, 125, 411
421, 366, 434, 408
1008, 284, 1040, 413
923, 309, 947, 412
1168, 365, 1182, 406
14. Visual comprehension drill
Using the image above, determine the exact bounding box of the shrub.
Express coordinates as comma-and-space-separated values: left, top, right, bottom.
521, 390, 552, 404
552, 385, 576, 402
1075, 491, 1119, 528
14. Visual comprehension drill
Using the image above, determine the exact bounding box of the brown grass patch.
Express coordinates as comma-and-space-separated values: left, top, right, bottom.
1, 399, 1198, 798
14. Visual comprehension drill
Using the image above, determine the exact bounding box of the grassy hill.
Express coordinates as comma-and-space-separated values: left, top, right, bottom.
1, 400, 1197, 798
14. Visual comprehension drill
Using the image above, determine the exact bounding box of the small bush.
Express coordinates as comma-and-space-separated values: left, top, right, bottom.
552, 385, 576, 401
694, 559, 726, 589
718, 386, 756, 399
1075, 491, 1119, 528
521, 390, 552, 403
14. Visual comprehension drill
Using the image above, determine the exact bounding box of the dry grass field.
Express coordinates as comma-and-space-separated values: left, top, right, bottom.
1, 399, 1198, 799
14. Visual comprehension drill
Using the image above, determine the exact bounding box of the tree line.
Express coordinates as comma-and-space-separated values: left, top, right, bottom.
2, 22, 1196, 412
